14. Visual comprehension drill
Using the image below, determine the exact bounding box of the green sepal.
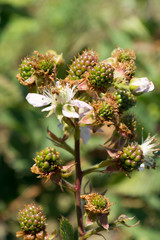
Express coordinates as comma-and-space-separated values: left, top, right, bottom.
60, 217, 74, 240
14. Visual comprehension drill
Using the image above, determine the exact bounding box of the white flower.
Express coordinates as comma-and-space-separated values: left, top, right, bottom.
26, 82, 92, 120
139, 135, 159, 170
129, 77, 154, 95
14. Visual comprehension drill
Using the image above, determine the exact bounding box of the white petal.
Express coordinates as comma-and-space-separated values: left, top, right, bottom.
41, 105, 56, 112
62, 104, 79, 118
148, 81, 154, 91
71, 100, 92, 110
26, 93, 51, 107
80, 127, 91, 144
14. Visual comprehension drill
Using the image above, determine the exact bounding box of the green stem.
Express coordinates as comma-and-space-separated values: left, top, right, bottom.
114, 83, 130, 91
82, 160, 110, 176
62, 179, 76, 192
74, 123, 85, 239
79, 226, 104, 240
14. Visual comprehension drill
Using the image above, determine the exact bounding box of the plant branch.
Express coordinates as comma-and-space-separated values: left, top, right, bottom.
62, 179, 76, 192
74, 122, 85, 238
82, 160, 110, 176
47, 128, 75, 156
79, 226, 104, 240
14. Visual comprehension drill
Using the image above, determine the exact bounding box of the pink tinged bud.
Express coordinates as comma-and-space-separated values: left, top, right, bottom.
129, 77, 154, 95
71, 99, 92, 111
79, 110, 95, 126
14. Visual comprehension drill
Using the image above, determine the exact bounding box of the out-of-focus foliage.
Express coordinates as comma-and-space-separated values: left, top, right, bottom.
0, 0, 160, 239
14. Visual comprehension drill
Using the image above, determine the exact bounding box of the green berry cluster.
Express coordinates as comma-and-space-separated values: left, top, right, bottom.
38, 59, 54, 74
68, 50, 98, 80
89, 63, 114, 89
20, 58, 34, 81
119, 145, 144, 172
98, 102, 114, 121
35, 147, 61, 173
18, 203, 46, 234
91, 195, 107, 210
114, 90, 136, 111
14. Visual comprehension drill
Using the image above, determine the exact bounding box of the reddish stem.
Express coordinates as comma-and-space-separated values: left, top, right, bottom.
74, 124, 85, 238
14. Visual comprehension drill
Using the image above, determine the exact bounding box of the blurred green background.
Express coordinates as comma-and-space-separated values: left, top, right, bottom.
0, 0, 160, 239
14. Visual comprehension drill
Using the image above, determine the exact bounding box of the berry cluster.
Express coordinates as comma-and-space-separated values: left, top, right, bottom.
20, 58, 35, 82
18, 203, 46, 235
91, 195, 107, 210
114, 90, 137, 111
68, 50, 98, 80
119, 145, 144, 172
98, 102, 114, 121
35, 147, 61, 173
88, 63, 114, 89
38, 59, 54, 74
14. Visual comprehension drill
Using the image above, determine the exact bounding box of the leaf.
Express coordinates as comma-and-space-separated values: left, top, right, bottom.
60, 217, 74, 240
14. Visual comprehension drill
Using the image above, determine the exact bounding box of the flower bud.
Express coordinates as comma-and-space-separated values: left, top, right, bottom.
129, 77, 154, 95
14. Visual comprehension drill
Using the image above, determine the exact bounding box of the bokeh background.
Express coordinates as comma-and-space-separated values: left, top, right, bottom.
0, 0, 160, 239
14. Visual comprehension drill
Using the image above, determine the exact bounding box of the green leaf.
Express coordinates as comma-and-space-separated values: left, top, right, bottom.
60, 217, 74, 240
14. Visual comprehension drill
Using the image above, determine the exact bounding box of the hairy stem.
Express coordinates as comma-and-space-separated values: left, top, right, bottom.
74, 123, 85, 238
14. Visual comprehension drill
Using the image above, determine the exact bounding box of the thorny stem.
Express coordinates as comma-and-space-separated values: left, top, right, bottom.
74, 122, 85, 239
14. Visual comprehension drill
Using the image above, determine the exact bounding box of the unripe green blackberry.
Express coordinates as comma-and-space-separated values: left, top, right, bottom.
98, 102, 114, 121
20, 57, 35, 81
114, 90, 136, 111
38, 59, 54, 74
35, 147, 61, 173
68, 50, 98, 80
89, 63, 114, 89
91, 195, 107, 210
119, 145, 144, 172
18, 203, 46, 234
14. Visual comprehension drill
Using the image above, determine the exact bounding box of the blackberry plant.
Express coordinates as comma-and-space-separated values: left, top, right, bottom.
16, 47, 159, 240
